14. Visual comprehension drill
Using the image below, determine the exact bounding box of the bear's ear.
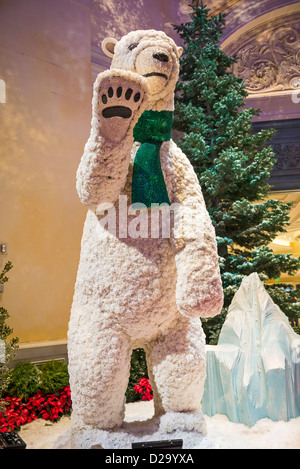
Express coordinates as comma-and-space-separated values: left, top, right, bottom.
102, 37, 118, 58
177, 46, 183, 58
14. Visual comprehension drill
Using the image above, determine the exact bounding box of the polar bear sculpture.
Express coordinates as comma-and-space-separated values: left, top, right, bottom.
68, 29, 223, 446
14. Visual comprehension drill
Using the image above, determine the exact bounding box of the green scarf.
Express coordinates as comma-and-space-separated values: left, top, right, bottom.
132, 110, 173, 207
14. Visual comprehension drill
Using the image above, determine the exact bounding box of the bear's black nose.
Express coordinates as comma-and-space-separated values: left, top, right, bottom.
153, 53, 169, 63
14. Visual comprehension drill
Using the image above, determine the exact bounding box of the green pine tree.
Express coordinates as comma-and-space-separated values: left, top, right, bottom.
173, 1, 300, 343
0, 262, 19, 408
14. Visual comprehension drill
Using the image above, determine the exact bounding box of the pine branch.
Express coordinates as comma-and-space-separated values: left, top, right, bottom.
0, 261, 13, 285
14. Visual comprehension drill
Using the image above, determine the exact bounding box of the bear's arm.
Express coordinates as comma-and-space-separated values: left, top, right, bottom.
76, 133, 134, 211
161, 140, 223, 319
76, 69, 149, 212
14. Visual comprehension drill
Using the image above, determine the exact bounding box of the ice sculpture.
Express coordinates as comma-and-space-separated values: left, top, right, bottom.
202, 272, 300, 426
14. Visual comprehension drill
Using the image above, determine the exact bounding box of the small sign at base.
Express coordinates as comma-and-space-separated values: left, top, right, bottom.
132, 439, 183, 449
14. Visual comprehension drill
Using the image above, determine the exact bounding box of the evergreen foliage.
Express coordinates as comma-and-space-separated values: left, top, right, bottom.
6, 362, 41, 401
126, 348, 149, 403
37, 360, 69, 395
173, 1, 300, 343
0, 262, 19, 408
6, 360, 69, 400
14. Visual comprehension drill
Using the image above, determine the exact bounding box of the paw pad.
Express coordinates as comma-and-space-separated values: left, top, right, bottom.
100, 86, 142, 117
97, 74, 147, 143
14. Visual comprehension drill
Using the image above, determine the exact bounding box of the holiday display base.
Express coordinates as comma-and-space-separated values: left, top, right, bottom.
54, 413, 215, 450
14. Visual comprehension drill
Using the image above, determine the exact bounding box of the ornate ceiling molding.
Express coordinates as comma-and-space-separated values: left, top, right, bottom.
222, 5, 300, 97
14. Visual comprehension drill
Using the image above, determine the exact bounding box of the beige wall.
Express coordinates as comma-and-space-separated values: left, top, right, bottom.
1, 0, 299, 347
0, 0, 92, 342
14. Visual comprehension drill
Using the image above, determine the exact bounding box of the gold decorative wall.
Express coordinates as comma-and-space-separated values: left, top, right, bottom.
0, 0, 92, 342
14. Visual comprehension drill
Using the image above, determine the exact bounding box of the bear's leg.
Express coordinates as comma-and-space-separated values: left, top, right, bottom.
68, 320, 132, 437
147, 316, 207, 434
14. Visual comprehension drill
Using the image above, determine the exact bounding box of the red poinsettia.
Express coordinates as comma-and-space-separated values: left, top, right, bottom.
0, 386, 72, 432
133, 378, 153, 401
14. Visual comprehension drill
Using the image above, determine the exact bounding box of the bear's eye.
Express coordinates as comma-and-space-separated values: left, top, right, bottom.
128, 43, 138, 51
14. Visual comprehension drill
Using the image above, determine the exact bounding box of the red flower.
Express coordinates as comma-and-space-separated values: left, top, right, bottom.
0, 385, 72, 432
133, 378, 153, 401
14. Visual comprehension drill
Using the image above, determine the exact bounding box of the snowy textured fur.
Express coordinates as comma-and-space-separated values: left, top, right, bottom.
68, 30, 223, 447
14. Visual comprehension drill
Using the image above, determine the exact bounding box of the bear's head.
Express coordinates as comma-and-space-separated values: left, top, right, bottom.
102, 30, 183, 111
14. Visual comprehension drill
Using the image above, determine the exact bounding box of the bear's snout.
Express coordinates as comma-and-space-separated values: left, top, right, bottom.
153, 52, 169, 63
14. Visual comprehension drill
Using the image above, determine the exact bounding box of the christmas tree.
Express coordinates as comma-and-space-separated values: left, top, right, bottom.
173, 1, 300, 343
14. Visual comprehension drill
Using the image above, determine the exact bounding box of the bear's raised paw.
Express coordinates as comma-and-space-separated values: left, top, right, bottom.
97, 71, 149, 144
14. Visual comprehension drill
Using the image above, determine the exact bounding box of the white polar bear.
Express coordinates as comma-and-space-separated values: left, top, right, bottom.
68, 29, 223, 446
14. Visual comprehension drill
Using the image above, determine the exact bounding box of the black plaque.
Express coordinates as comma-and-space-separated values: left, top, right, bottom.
132, 439, 183, 449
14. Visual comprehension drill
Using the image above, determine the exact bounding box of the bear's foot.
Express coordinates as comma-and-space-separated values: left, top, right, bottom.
159, 410, 207, 435
98, 71, 148, 143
